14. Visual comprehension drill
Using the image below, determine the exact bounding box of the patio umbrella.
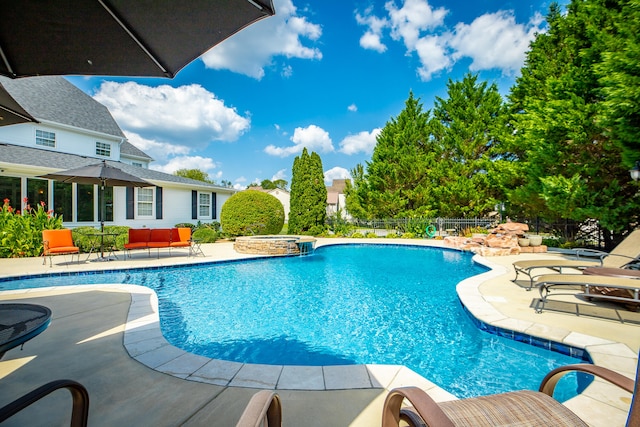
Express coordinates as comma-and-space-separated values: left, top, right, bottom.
39, 161, 151, 258
0, 0, 275, 79
0, 82, 37, 126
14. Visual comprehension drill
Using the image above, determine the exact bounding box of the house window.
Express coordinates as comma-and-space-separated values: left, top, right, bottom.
27, 178, 48, 208
0, 176, 21, 208
95, 141, 111, 157
131, 162, 142, 167
137, 188, 154, 217
53, 182, 72, 221
199, 192, 211, 217
36, 130, 56, 147
77, 184, 94, 222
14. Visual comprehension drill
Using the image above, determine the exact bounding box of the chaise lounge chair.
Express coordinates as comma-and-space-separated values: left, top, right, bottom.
382, 356, 639, 427
235, 390, 282, 427
513, 229, 640, 290
534, 273, 640, 312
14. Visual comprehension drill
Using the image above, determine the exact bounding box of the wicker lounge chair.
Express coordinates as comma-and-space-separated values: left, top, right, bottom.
236, 390, 281, 427
513, 229, 640, 289
534, 273, 640, 312
382, 358, 639, 427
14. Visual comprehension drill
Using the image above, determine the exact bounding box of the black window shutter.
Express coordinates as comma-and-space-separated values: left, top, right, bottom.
212, 192, 217, 219
156, 187, 163, 219
126, 187, 134, 219
192, 190, 197, 220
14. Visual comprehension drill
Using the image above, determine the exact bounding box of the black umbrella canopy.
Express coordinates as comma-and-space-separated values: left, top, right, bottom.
39, 161, 151, 188
0, 0, 275, 79
0, 82, 36, 125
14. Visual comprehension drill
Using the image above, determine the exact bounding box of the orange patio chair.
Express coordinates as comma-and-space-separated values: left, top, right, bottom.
42, 229, 80, 267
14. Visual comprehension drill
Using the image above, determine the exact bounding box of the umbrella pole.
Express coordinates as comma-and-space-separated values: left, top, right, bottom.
100, 184, 105, 258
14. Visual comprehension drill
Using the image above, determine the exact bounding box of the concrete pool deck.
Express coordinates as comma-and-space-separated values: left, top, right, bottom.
0, 238, 637, 426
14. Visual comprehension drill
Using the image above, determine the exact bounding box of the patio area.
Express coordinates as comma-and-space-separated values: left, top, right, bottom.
0, 239, 637, 426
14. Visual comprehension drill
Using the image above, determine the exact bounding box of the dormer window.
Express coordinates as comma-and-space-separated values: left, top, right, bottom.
35, 130, 55, 147
95, 141, 111, 157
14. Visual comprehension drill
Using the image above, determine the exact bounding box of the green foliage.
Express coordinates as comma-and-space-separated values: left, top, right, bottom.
71, 225, 128, 252
220, 191, 284, 237
174, 223, 195, 229
347, 82, 506, 219
288, 148, 328, 235
385, 232, 398, 238
174, 168, 214, 183
366, 232, 378, 238
327, 208, 353, 236
192, 227, 219, 243
351, 232, 364, 238
401, 232, 416, 239
507, 0, 639, 244
0, 198, 64, 257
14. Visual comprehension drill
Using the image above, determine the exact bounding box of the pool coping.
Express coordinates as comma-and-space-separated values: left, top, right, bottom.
0, 241, 636, 424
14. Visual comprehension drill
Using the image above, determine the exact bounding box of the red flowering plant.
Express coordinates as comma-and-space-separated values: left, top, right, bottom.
0, 198, 63, 258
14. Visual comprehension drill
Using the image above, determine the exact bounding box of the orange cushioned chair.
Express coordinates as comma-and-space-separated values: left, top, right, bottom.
42, 229, 80, 267
169, 227, 192, 255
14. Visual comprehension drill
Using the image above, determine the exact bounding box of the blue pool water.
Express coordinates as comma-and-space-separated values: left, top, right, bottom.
0, 244, 588, 399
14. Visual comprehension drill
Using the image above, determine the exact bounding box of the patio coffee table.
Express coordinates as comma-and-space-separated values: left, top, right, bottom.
0, 303, 51, 358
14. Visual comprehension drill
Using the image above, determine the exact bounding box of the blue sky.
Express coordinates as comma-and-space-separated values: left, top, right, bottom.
66, 0, 553, 189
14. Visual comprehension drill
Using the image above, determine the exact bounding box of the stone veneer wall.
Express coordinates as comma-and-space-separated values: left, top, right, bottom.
234, 236, 301, 255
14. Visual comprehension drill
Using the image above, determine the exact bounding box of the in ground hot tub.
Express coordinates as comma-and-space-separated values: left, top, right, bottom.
233, 235, 316, 255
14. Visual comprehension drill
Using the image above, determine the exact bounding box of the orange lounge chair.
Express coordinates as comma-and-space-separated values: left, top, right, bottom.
42, 229, 80, 267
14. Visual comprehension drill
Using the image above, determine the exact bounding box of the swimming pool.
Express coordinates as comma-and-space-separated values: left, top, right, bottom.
0, 244, 588, 399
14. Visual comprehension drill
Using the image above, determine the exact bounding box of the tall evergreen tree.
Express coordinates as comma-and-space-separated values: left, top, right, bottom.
429, 73, 508, 217
346, 92, 435, 218
288, 148, 328, 235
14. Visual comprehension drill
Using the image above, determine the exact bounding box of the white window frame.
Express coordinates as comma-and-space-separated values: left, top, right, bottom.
198, 192, 211, 219
136, 187, 154, 218
95, 141, 111, 157
35, 129, 56, 147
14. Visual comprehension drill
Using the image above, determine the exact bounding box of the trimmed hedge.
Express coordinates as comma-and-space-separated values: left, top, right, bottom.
220, 191, 285, 237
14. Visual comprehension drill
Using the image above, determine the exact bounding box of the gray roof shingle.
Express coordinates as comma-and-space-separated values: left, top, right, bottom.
0, 75, 124, 138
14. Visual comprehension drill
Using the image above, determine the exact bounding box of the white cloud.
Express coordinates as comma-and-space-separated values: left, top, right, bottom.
271, 169, 288, 181
124, 131, 190, 162
264, 124, 334, 157
93, 81, 250, 144
348, 103, 358, 112
355, 7, 388, 52
149, 156, 219, 175
355, 0, 544, 81
324, 166, 352, 185
201, 0, 322, 79
450, 11, 543, 74
386, 0, 447, 50
339, 128, 381, 155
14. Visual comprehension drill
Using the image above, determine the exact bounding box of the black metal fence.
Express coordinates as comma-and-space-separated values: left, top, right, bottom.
327, 216, 604, 248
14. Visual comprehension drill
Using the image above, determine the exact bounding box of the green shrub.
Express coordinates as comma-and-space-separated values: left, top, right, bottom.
366, 232, 378, 238
193, 227, 219, 243
0, 198, 63, 258
175, 222, 195, 229
220, 191, 284, 237
72, 225, 128, 252
351, 232, 364, 238
401, 232, 416, 239
385, 232, 398, 238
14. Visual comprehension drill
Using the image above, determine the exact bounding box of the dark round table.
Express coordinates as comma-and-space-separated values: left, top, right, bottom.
0, 303, 52, 358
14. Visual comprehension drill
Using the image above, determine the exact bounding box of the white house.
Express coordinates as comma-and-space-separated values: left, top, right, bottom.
326, 179, 350, 219
0, 76, 236, 229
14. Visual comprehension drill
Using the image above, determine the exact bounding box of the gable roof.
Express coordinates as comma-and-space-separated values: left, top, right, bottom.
0, 143, 233, 192
0, 75, 124, 138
